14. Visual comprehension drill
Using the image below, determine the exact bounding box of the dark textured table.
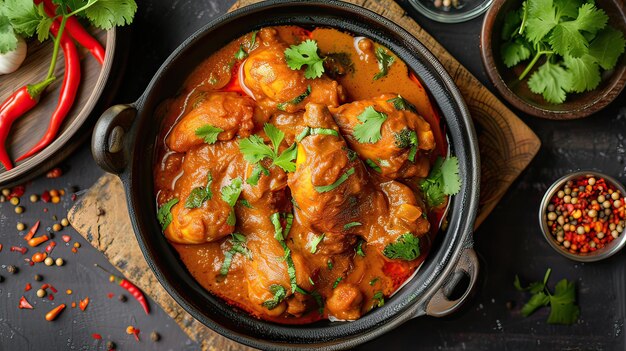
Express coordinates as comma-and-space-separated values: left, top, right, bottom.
1, 0, 625, 350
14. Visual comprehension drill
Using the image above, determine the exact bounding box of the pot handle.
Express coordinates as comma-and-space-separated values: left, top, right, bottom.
91, 104, 137, 175
421, 248, 479, 318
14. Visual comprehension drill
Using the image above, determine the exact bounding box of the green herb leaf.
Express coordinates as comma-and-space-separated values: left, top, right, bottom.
4, 0, 41, 37
332, 277, 343, 289
310, 128, 339, 137
589, 27, 626, 70
314, 167, 355, 193
527, 61, 569, 104
501, 39, 532, 67
247, 163, 269, 186
373, 291, 385, 307
327, 260, 333, 270
262, 284, 287, 310
185, 172, 213, 209
277, 85, 311, 111
157, 198, 179, 231
273, 143, 297, 173
239, 134, 274, 164
353, 106, 388, 144
238, 199, 253, 208
239, 124, 297, 173
311, 291, 324, 314
0, 12, 18, 54
383, 233, 420, 261
554, 0, 582, 19
355, 238, 365, 257
501, 7, 522, 40
365, 159, 382, 173
249, 30, 258, 49
525, 0, 559, 44
221, 177, 243, 207
270, 212, 298, 293
373, 46, 395, 80
35, 4, 53, 42
521, 291, 550, 317
219, 233, 251, 276
387, 95, 416, 112
195, 125, 223, 144
82, 0, 138, 30
234, 44, 248, 60
310, 233, 325, 254
284, 39, 325, 79
369, 277, 379, 286
563, 54, 600, 93
344, 222, 362, 230
265, 122, 285, 152
420, 156, 462, 207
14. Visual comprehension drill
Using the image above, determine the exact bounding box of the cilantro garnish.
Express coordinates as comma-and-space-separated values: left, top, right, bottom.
277, 85, 311, 111
262, 284, 287, 310
185, 172, 213, 209
157, 198, 179, 231
355, 238, 365, 257
332, 277, 343, 289
284, 39, 326, 79
219, 233, 251, 276
344, 222, 362, 230
310, 233, 325, 254
373, 291, 385, 307
500, 0, 625, 104
234, 44, 248, 60
314, 167, 355, 193
221, 177, 243, 226
195, 125, 223, 144
239, 123, 297, 173
419, 156, 461, 207
247, 163, 269, 186
383, 233, 420, 261
353, 106, 388, 144
369, 277, 379, 286
327, 260, 333, 270
394, 129, 419, 162
514, 268, 580, 325
270, 212, 300, 293
238, 199, 253, 208
365, 159, 382, 173
373, 46, 395, 80
295, 126, 339, 141
387, 95, 416, 112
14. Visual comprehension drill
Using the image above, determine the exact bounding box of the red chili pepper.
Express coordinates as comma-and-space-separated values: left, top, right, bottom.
18, 296, 34, 309
16, 21, 81, 162
25, 283, 32, 291
10, 246, 27, 254
48, 294, 55, 301
39, 0, 106, 64
24, 221, 40, 241
92, 333, 102, 340
0, 80, 54, 170
79, 297, 89, 311
8, 185, 25, 199
45, 304, 66, 321
45, 241, 57, 254
95, 264, 150, 315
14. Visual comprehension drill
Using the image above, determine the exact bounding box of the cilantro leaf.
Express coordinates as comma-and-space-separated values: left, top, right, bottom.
355, 238, 365, 257
264, 123, 284, 155
310, 233, 324, 254
373, 46, 395, 80
373, 291, 385, 307
247, 163, 269, 186
525, 0, 559, 44
270, 212, 299, 293
220, 177, 243, 207
344, 222, 362, 230
239, 124, 297, 174
420, 156, 461, 207
569, 3, 608, 34
195, 125, 223, 144
4, 0, 41, 37
515, 270, 579, 325
589, 27, 626, 70
284, 39, 325, 79
185, 172, 213, 209
219, 233, 251, 276
332, 277, 343, 289
382, 233, 420, 261
365, 159, 382, 173
157, 198, 179, 231
501, 39, 532, 67
527, 61, 569, 104
261, 284, 287, 310
521, 291, 550, 317
314, 167, 355, 193
549, 3, 608, 57
353, 106, 388, 144
563, 54, 600, 93
35, 4, 53, 42
387, 95, 417, 112
554, 0, 582, 19
82, 0, 137, 30
239, 134, 274, 164
501, 8, 522, 40
277, 85, 311, 111
273, 143, 297, 173
0, 12, 18, 54
234, 44, 247, 60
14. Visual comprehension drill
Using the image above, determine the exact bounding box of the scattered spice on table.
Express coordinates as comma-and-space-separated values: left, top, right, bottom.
106, 341, 116, 351
37, 289, 46, 298
10, 246, 27, 254
118, 294, 127, 302
24, 221, 40, 241
45, 167, 63, 178
62, 235, 71, 243
29, 194, 38, 203
44, 257, 54, 266
48, 294, 54, 301
18, 296, 33, 309
32, 252, 47, 263
52, 223, 62, 232
55, 258, 64, 266
126, 325, 141, 341
150, 331, 160, 342
49, 285, 58, 294
24, 283, 31, 291
92, 333, 103, 340
7, 265, 17, 274
45, 304, 66, 321
96, 264, 150, 315
28, 235, 50, 247
34, 274, 42, 281
16, 222, 25, 231
546, 175, 625, 254
45, 241, 57, 254
79, 297, 89, 311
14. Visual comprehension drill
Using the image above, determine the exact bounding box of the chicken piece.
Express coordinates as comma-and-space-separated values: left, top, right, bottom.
288, 104, 370, 233
167, 92, 256, 153
242, 28, 346, 113
330, 94, 436, 179
164, 141, 245, 244
326, 283, 364, 320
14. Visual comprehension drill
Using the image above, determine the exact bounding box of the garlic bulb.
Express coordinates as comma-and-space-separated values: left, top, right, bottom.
0, 36, 27, 75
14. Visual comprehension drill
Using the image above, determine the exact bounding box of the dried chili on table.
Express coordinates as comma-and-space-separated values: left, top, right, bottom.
18, 296, 33, 309
45, 304, 66, 321
17, 20, 82, 161
95, 264, 150, 315
10, 246, 27, 254
23, 221, 40, 241
79, 297, 89, 311
28, 235, 50, 247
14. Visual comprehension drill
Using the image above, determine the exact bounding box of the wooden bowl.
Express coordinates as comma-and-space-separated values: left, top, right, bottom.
480, 0, 626, 119
0, 28, 126, 186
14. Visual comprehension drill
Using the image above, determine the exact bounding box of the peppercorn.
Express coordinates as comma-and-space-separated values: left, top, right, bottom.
37, 289, 46, 298
52, 223, 62, 232
66, 289, 72, 295
119, 294, 127, 302
150, 331, 160, 342
106, 341, 116, 350
588, 177, 596, 186
61, 218, 69, 227
34, 274, 42, 281
16, 222, 25, 231
55, 258, 64, 266
44, 257, 54, 266
29, 194, 38, 203
10, 197, 19, 205
15, 206, 24, 214
612, 192, 621, 200
7, 265, 17, 274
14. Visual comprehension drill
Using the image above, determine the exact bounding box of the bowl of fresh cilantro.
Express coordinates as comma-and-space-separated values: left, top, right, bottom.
480, 0, 626, 119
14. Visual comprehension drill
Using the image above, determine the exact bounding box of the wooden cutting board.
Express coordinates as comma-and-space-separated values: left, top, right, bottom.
67, 1, 541, 350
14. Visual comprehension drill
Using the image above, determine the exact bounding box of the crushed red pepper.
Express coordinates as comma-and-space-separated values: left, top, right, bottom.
19, 296, 33, 309
10, 246, 27, 254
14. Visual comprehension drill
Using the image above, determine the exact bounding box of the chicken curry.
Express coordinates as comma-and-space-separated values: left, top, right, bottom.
154, 26, 457, 324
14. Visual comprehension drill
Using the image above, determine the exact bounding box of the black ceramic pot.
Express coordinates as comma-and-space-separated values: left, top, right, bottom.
91, 1, 481, 349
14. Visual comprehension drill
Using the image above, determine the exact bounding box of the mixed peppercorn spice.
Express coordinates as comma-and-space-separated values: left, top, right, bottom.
545, 176, 626, 254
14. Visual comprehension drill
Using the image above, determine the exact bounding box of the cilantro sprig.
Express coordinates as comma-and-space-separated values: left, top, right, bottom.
383, 233, 420, 261
277, 85, 311, 111
419, 156, 461, 207
220, 177, 243, 226
262, 284, 287, 310
514, 268, 580, 325
239, 124, 297, 183
270, 212, 302, 294
373, 46, 395, 80
157, 198, 179, 231
500, 0, 625, 104
284, 39, 326, 79
185, 172, 213, 209
195, 125, 223, 144
353, 106, 388, 144
219, 233, 251, 276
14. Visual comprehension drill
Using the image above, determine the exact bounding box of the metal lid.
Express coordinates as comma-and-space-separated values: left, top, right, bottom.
408, 0, 494, 23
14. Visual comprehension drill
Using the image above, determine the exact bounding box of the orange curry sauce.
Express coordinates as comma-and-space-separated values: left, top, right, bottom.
153, 26, 448, 324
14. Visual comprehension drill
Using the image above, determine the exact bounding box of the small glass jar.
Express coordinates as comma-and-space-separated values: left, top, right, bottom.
408, 0, 494, 23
